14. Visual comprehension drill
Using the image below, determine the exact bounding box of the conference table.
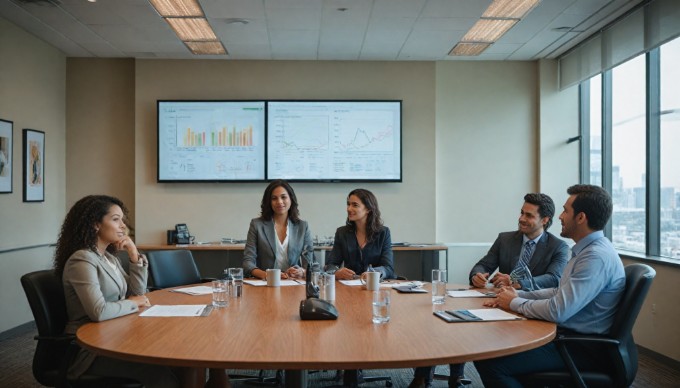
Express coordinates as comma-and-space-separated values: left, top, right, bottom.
77, 282, 555, 388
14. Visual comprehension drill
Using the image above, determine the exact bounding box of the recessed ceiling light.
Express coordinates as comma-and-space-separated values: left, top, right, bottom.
224, 18, 249, 25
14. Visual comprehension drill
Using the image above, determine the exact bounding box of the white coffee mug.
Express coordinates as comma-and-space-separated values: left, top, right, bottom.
266, 268, 281, 287
360, 271, 381, 291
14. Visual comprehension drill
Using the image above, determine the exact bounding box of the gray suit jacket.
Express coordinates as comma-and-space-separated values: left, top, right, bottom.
242, 218, 314, 277
62, 249, 147, 377
469, 230, 569, 290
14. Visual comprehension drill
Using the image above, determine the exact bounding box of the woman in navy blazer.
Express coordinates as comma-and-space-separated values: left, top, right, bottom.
243, 180, 314, 279
326, 188, 395, 280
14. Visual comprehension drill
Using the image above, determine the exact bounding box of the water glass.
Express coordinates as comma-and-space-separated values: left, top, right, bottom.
212, 279, 229, 308
432, 269, 447, 304
228, 267, 243, 298
322, 273, 335, 302
372, 289, 391, 324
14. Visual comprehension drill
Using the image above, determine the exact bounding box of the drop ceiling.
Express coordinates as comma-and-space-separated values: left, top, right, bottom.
0, 0, 645, 60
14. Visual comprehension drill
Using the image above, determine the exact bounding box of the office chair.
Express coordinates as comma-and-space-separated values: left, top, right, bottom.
333, 369, 393, 387
145, 249, 214, 290
20, 269, 142, 388
520, 263, 656, 388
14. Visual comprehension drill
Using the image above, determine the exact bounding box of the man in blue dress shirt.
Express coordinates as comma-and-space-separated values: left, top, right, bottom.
474, 184, 625, 387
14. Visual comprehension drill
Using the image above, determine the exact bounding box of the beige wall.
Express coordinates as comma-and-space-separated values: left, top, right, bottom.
65, 59, 136, 223
0, 18, 66, 331
133, 60, 437, 245
435, 61, 539, 242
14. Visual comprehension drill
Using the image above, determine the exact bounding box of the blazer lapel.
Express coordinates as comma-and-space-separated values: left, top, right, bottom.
99, 253, 126, 298
287, 222, 300, 265
263, 219, 277, 257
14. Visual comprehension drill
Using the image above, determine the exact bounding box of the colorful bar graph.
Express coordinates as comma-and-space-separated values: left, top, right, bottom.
182, 125, 253, 147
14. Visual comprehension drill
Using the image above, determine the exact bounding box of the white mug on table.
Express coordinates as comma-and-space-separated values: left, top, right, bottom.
360, 271, 381, 291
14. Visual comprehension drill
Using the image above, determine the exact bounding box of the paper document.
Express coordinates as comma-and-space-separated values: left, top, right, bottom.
447, 290, 496, 298
339, 279, 363, 286
171, 286, 213, 295
140, 305, 210, 317
464, 308, 523, 321
243, 280, 304, 286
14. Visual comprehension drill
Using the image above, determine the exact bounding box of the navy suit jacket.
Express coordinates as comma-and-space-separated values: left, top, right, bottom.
242, 218, 314, 277
469, 230, 569, 290
326, 225, 395, 279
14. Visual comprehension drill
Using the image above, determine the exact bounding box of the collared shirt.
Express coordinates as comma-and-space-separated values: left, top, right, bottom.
510, 230, 625, 334
274, 219, 290, 270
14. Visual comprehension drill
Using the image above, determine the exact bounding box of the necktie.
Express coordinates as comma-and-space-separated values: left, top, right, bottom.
515, 240, 536, 271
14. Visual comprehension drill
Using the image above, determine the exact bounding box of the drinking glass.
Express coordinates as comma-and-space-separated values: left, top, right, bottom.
372, 289, 391, 324
212, 279, 229, 308
432, 269, 447, 304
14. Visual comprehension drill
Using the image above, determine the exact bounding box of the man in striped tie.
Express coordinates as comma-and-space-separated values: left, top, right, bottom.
410, 193, 569, 388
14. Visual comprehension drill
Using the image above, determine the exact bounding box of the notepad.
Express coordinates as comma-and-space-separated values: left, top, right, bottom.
243, 280, 304, 286
447, 290, 496, 298
433, 308, 524, 323
140, 305, 212, 317
170, 286, 213, 295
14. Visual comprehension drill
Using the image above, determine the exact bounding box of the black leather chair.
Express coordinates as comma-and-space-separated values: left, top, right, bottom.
521, 263, 656, 388
20, 269, 141, 388
146, 249, 214, 290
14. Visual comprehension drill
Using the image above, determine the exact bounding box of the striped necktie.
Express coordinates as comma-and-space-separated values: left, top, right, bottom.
515, 240, 536, 271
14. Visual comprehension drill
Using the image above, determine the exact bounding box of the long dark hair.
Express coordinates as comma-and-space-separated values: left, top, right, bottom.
346, 188, 383, 242
259, 180, 301, 223
54, 195, 128, 277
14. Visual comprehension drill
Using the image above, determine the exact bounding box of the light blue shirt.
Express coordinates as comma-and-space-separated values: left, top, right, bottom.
510, 230, 625, 334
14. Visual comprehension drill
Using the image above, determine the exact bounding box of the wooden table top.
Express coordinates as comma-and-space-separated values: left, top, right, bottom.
77, 283, 555, 371
137, 243, 449, 252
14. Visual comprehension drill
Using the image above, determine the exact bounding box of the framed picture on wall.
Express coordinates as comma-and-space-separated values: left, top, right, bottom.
23, 129, 45, 202
0, 119, 12, 194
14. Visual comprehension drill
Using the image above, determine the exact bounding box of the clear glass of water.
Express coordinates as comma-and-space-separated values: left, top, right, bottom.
372, 289, 391, 324
432, 269, 447, 304
228, 267, 243, 298
212, 279, 229, 308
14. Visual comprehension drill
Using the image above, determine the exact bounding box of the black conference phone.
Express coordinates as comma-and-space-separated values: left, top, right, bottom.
167, 223, 192, 244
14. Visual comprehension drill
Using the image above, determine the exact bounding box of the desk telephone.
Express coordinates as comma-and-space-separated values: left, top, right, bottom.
167, 224, 192, 244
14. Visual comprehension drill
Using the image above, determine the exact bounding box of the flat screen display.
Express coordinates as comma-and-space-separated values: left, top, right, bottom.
157, 101, 266, 182
267, 101, 402, 181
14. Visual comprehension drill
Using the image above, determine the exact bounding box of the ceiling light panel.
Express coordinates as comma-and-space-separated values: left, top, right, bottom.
148, 0, 204, 17
166, 18, 217, 41
449, 42, 492, 56
483, 0, 541, 19
185, 41, 227, 55
462, 19, 518, 42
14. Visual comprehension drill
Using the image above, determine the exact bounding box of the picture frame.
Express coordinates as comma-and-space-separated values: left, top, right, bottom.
0, 119, 12, 194
23, 129, 45, 202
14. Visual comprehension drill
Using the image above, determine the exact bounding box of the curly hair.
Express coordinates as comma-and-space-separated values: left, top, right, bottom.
54, 195, 128, 278
259, 180, 301, 223
523, 193, 556, 231
567, 184, 613, 231
345, 188, 384, 243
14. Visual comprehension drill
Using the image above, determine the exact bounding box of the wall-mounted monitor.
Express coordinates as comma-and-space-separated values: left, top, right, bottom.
267, 101, 402, 182
157, 101, 266, 182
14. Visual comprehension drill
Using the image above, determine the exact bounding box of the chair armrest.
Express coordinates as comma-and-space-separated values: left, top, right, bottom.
555, 334, 620, 346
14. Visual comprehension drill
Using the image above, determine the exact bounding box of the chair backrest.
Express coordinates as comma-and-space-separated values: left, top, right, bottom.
146, 249, 202, 288
608, 263, 656, 386
20, 269, 69, 386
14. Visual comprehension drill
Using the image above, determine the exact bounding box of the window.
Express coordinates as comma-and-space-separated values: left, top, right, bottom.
660, 38, 680, 259
581, 35, 680, 261
611, 55, 646, 253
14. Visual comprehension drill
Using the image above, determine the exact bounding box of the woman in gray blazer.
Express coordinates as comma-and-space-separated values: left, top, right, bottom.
243, 180, 314, 279
54, 195, 181, 388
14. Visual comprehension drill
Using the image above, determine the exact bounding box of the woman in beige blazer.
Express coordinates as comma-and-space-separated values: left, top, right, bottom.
54, 195, 181, 388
